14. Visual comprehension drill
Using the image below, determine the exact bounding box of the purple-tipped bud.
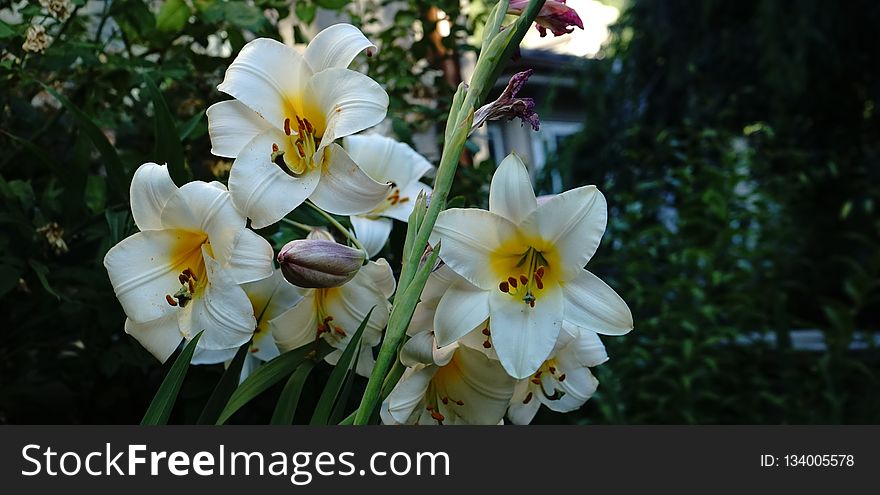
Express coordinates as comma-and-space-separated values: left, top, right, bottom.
509, 0, 584, 38
472, 69, 540, 133
277, 239, 365, 289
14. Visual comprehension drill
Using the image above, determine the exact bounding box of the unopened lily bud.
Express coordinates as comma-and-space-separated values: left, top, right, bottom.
277, 239, 365, 288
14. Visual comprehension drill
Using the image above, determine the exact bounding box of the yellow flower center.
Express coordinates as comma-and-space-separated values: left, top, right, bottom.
272, 98, 328, 177
492, 243, 557, 308
523, 358, 568, 404
313, 288, 347, 344
164, 232, 210, 309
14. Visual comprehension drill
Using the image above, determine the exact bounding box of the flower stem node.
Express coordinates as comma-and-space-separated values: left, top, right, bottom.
277, 239, 366, 289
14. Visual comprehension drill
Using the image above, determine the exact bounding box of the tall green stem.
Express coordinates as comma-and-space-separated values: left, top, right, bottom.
353, 0, 547, 425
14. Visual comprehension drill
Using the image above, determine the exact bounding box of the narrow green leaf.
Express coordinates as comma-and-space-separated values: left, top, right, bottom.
40, 84, 128, 201
141, 331, 204, 425
217, 341, 331, 425
329, 338, 362, 425
142, 74, 187, 185
178, 109, 205, 141
310, 308, 373, 425
196, 342, 250, 425
270, 360, 315, 425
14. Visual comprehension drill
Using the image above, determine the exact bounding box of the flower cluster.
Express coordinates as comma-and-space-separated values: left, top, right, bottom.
104, 25, 418, 378
105, 4, 632, 425
381, 154, 632, 425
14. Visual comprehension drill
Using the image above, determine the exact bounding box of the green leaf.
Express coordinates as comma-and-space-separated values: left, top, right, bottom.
315, 0, 349, 9
28, 259, 60, 300
222, 2, 268, 31
141, 331, 203, 425
178, 109, 205, 141
310, 307, 373, 425
217, 341, 331, 425
142, 74, 188, 185
156, 0, 191, 32
196, 342, 249, 425
0, 20, 15, 38
294, 1, 317, 24
84, 175, 107, 214
329, 340, 361, 425
270, 360, 315, 425
39, 84, 128, 202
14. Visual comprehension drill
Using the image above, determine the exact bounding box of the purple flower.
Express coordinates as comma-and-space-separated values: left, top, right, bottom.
473, 69, 540, 132
509, 0, 584, 38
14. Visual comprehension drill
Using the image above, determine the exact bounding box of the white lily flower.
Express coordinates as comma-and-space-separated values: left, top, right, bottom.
271, 259, 395, 377
381, 339, 516, 425
206, 24, 393, 228
430, 153, 633, 379
507, 323, 608, 424
343, 134, 434, 257
192, 269, 303, 380
104, 163, 274, 362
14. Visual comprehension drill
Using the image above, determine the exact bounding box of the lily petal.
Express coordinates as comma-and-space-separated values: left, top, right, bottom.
563, 322, 609, 366
191, 346, 237, 365
382, 181, 432, 222
400, 329, 437, 367
507, 380, 541, 425
130, 163, 179, 231
383, 366, 433, 424
309, 143, 391, 216
351, 215, 393, 258
180, 251, 256, 351
343, 134, 433, 188
124, 315, 182, 363
543, 367, 598, 413
226, 228, 275, 285
207, 100, 274, 158
177, 181, 245, 265
304, 23, 376, 73
309, 68, 388, 156
431, 209, 520, 289
423, 346, 516, 425
520, 185, 607, 280
562, 269, 633, 336
271, 294, 318, 352
104, 229, 204, 324
489, 153, 537, 224
228, 129, 321, 229
489, 286, 564, 379
217, 38, 308, 132
433, 282, 490, 346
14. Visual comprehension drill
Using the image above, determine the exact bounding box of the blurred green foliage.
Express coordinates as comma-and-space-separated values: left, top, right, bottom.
0, 0, 877, 424
533, 0, 880, 424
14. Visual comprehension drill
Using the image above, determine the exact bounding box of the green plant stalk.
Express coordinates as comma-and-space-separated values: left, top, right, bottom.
354, 245, 440, 424
352, 0, 547, 425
